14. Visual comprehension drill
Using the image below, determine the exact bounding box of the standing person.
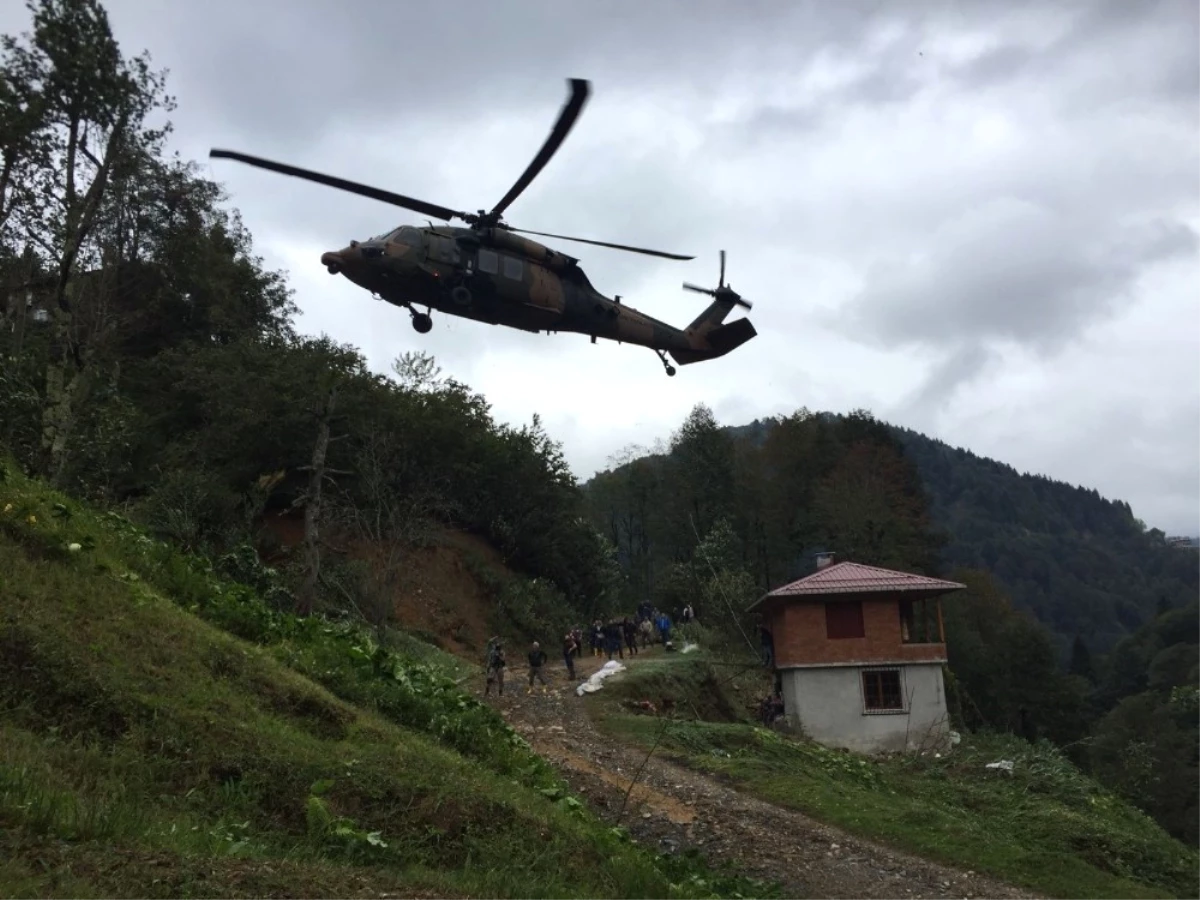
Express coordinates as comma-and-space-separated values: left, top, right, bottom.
527, 641, 548, 694
759, 625, 775, 668
562, 630, 578, 680
604, 619, 623, 660
590, 620, 605, 657
485, 640, 506, 697
638, 617, 654, 649
682, 603, 694, 624
656, 611, 672, 645
622, 617, 638, 656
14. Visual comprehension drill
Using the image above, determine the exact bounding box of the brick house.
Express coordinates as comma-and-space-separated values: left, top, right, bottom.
749, 554, 965, 754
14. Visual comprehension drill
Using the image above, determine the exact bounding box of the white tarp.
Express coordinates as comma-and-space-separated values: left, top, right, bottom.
576, 660, 627, 696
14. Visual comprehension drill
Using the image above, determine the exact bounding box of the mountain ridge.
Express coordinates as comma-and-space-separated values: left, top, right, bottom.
590, 413, 1198, 655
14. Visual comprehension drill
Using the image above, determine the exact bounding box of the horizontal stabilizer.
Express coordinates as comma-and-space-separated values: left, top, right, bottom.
707, 317, 757, 355
669, 317, 757, 366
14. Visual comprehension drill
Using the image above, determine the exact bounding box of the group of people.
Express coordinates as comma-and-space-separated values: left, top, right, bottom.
482, 602, 699, 696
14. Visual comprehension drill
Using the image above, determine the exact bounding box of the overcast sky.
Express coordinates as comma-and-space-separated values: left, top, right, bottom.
5, 0, 1196, 534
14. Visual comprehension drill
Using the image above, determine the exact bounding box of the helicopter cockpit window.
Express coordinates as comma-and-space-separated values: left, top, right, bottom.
377, 227, 416, 246
502, 256, 523, 280
477, 249, 499, 274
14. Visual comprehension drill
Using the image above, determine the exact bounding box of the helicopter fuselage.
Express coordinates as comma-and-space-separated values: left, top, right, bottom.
322, 224, 697, 351
210, 78, 758, 375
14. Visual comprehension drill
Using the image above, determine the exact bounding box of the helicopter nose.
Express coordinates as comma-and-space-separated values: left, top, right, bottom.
322, 245, 360, 274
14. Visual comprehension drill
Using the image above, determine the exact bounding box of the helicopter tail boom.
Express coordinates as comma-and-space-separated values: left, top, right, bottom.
684, 291, 746, 333
669, 317, 757, 366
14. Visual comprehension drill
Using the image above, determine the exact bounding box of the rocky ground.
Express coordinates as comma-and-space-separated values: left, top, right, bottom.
481, 648, 1040, 900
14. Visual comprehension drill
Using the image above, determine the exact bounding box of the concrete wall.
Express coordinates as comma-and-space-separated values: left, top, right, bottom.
779, 663, 950, 755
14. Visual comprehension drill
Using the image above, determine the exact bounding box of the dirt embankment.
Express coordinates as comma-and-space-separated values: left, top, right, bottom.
260, 514, 508, 657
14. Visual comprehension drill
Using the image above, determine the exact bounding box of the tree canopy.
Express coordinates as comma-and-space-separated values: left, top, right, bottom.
0, 0, 618, 638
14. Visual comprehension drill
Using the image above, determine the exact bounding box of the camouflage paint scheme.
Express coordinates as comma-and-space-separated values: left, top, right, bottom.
321, 224, 757, 368
211, 78, 756, 373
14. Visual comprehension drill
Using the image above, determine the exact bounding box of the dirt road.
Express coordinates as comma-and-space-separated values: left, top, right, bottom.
482, 647, 1038, 900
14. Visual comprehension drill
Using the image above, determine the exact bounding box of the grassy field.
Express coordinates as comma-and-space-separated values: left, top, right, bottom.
0, 463, 774, 899
590, 655, 1200, 900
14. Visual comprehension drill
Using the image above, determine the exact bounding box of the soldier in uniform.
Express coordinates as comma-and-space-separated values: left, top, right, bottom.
485, 639, 506, 697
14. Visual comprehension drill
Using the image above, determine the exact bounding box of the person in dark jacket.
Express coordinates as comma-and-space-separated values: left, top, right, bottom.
622, 617, 638, 656
604, 619, 623, 660
527, 641, 548, 694
485, 640, 506, 697
562, 631, 578, 680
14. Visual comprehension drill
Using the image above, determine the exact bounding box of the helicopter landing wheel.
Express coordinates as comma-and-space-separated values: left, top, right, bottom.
411, 311, 433, 334
655, 349, 676, 377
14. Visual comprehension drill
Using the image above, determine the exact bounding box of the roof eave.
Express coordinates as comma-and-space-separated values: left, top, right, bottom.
759, 583, 966, 603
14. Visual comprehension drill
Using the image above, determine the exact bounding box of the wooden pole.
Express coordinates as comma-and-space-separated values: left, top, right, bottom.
936, 597, 945, 643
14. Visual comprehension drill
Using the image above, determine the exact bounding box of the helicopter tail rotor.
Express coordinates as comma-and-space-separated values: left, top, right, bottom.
682, 250, 752, 309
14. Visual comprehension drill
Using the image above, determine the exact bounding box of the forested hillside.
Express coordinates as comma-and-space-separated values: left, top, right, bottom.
0, 5, 755, 892
582, 406, 1197, 847
1, 0, 1194, 881
0, 0, 620, 647
892, 426, 1199, 655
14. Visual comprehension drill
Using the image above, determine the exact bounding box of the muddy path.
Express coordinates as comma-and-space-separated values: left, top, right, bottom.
480, 647, 1039, 900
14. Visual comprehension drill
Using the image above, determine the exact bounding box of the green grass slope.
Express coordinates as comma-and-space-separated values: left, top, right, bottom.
0, 465, 771, 899
591, 656, 1199, 900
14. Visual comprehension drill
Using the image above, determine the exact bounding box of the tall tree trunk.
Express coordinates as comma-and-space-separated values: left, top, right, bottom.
38, 113, 129, 482
40, 280, 92, 484
298, 385, 338, 616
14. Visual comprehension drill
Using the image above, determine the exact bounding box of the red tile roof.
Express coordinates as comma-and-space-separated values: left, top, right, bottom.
753, 561, 965, 606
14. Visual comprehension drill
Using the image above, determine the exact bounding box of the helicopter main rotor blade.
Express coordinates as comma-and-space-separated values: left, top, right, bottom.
682, 282, 715, 295
719, 249, 726, 287
209, 149, 465, 223
487, 78, 590, 221
509, 226, 694, 260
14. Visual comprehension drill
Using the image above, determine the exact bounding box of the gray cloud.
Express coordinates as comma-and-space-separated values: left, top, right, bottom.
843, 204, 1197, 352
894, 343, 996, 422
1, 0, 1195, 534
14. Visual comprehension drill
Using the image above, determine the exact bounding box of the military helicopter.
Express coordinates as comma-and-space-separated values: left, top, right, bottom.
209, 78, 756, 376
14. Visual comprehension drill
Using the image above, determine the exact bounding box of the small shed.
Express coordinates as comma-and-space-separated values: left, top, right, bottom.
749, 554, 965, 755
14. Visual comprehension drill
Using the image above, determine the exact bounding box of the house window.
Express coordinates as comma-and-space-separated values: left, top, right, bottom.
862, 668, 904, 713
502, 255, 524, 280
899, 597, 943, 643
825, 600, 864, 640
478, 250, 499, 274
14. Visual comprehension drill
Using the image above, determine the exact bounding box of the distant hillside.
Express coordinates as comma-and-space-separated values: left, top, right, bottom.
719, 416, 1197, 654
890, 425, 1199, 654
